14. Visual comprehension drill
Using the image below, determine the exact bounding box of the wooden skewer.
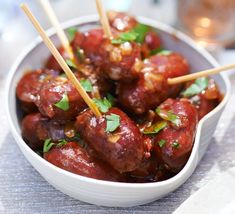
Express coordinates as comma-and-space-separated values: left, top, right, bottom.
39, 0, 74, 59
95, 0, 112, 38
20, 3, 101, 117
168, 63, 235, 85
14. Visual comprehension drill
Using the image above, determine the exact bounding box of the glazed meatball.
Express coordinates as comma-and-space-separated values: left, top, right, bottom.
76, 107, 148, 173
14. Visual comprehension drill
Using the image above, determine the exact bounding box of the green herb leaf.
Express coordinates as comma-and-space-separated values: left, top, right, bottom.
156, 108, 181, 127
43, 138, 55, 153
105, 113, 120, 132
181, 77, 209, 97
150, 47, 164, 56
158, 139, 166, 148
54, 92, 70, 111
172, 140, 180, 149
66, 59, 77, 69
111, 31, 139, 44
57, 139, 68, 147
67, 27, 77, 41
142, 121, 167, 135
132, 23, 150, 43
157, 50, 172, 56
93, 97, 112, 113
76, 48, 85, 62
107, 93, 115, 106
80, 79, 93, 92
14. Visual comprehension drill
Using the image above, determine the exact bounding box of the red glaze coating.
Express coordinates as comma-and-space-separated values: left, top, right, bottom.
117, 52, 189, 115
36, 76, 87, 121
153, 98, 198, 173
45, 47, 69, 72
75, 107, 147, 173
44, 142, 124, 182
16, 69, 59, 113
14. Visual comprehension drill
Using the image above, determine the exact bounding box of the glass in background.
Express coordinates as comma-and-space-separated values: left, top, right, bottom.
177, 0, 235, 50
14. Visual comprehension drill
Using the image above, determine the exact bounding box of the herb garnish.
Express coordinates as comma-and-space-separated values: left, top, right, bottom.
157, 50, 172, 56
111, 23, 150, 44
93, 97, 112, 113
132, 23, 150, 43
54, 92, 70, 111
181, 77, 209, 97
158, 139, 166, 148
111, 31, 139, 44
66, 59, 77, 69
80, 79, 93, 92
43, 139, 54, 153
142, 121, 167, 135
43, 139, 68, 153
105, 113, 120, 132
172, 140, 180, 149
76, 48, 85, 62
150, 47, 164, 56
156, 108, 181, 127
67, 27, 77, 41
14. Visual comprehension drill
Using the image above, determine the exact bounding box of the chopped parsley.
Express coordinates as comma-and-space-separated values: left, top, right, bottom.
156, 108, 181, 127
142, 121, 167, 135
93, 97, 112, 113
67, 27, 77, 41
150, 47, 164, 56
105, 113, 120, 132
158, 139, 166, 148
132, 23, 150, 43
157, 50, 172, 56
181, 77, 209, 97
66, 59, 77, 69
111, 23, 150, 44
172, 140, 180, 149
43, 139, 54, 153
76, 48, 85, 62
54, 92, 70, 111
80, 79, 93, 92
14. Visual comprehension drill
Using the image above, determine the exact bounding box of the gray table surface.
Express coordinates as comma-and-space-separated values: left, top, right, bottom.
1, 74, 235, 214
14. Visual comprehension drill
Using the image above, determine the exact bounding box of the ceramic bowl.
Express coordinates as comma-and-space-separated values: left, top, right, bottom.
6, 15, 231, 207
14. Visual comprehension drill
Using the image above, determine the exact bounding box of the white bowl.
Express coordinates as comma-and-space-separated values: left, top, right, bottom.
6, 15, 231, 207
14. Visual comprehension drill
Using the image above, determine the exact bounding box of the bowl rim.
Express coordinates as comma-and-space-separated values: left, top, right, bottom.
6, 14, 231, 189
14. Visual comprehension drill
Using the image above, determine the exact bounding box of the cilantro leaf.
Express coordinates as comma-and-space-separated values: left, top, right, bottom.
150, 47, 164, 56
80, 79, 93, 92
66, 59, 77, 69
107, 93, 115, 106
93, 97, 112, 113
57, 139, 68, 147
158, 139, 166, 148
132, 23, 150, 43
156, 108, 181, 127
43, 139, 54, 153
105, 113, 120, 132
76, 48, 85, 62
181, 77, 209, 97
54, 92, 70, 111
172, 140, 180, 149
157, 50, 172, 56
111, 31, 139, 44
142, 121, 167, 135
67, 27, 77, 41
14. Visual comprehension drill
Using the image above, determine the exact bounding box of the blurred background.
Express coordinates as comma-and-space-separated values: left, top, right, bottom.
0, 0, 235, 77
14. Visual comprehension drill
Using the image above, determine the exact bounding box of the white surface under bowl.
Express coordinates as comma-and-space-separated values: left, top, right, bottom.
6, 15, 231, 207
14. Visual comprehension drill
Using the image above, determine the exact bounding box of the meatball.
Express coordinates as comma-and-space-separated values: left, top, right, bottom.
16, 69, 59, 113
36, 76, 87, 121
153, 98, 198, 173
44, 142, 124, 182
117, 52, 189, 115
75, 107, 147, 173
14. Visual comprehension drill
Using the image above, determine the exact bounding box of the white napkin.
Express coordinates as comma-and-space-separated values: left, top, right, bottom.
173, 167, 235, 214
